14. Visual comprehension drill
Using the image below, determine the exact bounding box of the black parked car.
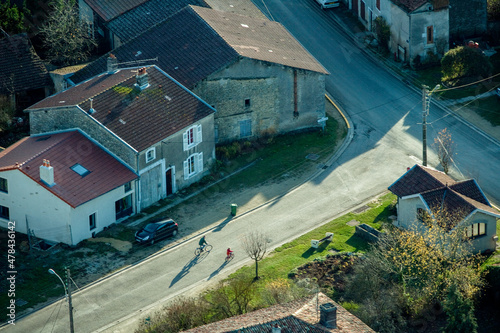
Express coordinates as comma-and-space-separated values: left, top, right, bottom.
135, 219, 178, 244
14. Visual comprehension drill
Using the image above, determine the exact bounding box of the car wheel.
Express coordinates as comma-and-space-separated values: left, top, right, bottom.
172, 229, 178, 237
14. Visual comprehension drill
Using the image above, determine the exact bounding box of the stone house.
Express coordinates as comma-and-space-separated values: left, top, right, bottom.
388, 164, 500, 253
448, 0, 487, 41
0, 33, 52, 111
69, 6, 328, 143
0, 130, 137, 245
350, 0, 450, 64
26, 65, 216, 211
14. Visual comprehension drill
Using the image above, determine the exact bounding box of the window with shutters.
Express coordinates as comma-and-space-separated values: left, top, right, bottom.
183, 125, 202, 151
183, 153, 203, 179
376, 0, 380, 10
0, 205, 9, 220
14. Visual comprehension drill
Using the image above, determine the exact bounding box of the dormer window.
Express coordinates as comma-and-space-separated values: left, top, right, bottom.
146, 148, 156, 163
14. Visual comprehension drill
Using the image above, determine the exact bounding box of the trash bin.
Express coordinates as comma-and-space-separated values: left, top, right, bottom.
231, 204, 238, 216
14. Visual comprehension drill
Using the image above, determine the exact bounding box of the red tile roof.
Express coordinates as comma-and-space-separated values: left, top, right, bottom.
0, 131, 137, 208
83, 0, 149, 21
388, 165, 500, 224
27, 66, 215, 152
392, 0, 449, 13
183, 293, 374, 333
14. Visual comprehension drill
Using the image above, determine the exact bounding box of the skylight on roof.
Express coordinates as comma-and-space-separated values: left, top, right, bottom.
71, 164, 90, 177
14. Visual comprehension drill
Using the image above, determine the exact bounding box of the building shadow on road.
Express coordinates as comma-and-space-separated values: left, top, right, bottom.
169, 253, 205, 287
212, 215, 233, 232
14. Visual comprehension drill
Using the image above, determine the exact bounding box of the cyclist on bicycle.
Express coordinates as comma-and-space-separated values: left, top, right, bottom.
199, 236, 207, 251
226, 247, 234, 259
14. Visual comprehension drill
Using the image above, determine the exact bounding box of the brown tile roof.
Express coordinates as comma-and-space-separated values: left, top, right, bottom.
389, 165, 500, 224
83, 0, 149, 22
28, 66, 215, 152
0, 33, 51, 94
183, 293, 374, 333
0, 131, 137, 208
191, 6, 328, 75
392, 0, 449, 13
69, 6, 327, 87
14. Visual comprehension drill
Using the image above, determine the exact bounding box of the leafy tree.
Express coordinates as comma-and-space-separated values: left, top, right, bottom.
39, 0, 96, 65
442, 283, 478, 333
441, 46, 492, 84
344, 206, 484, 331
433, 128, 456, 174
373, 16, 390, 50
242, 231, 268, 280
0, 95, 16, 132
488, 0, 500, 21
0, 0, 27, 36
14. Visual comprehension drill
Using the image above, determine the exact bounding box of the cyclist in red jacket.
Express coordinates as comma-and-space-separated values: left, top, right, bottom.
226, 248, 234, 260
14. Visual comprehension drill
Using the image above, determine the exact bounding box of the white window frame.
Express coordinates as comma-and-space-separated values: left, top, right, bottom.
183, 152, 203, 180
146, 147, 156, 163
183, 125, 202, 151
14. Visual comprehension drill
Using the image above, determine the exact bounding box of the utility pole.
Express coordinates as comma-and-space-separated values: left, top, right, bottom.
422, 84, 440, 167
422, 86, 430, 166
66, 268, 75, 333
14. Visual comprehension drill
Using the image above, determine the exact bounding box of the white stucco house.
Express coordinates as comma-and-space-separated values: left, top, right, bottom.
0, 130, 137, 245
388, 164, 500, 253
352, 0, 450, 64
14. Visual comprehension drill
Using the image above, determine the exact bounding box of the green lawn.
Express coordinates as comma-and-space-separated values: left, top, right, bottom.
227, 193, 396, 288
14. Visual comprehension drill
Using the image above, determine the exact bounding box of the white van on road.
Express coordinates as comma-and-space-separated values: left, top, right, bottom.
315, 0, 340, 9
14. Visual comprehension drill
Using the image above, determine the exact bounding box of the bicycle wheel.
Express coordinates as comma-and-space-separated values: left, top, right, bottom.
205, 244, 213, 252
194, 247, 201, 256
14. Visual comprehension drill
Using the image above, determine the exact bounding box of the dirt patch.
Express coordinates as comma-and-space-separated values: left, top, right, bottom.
289, 253, 361, 293
87, 237, 133, 252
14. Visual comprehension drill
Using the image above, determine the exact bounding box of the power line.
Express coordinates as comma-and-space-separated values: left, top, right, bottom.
436, 72, 500, 92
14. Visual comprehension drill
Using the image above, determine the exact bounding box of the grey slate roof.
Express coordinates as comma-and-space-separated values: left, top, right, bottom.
70, 6, 327, 87
106, 0, 209, 44
0, 33, 51, 95
27, 66, 215, 152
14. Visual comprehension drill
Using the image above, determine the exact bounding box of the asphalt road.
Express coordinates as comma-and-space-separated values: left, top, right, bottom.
4, 1, 500, 332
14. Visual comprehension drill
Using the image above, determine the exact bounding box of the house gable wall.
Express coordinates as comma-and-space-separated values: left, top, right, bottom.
29, 106, 138, 169
194, 58, 325, 143
408, 7, 449, 62
396, 196, 498, 253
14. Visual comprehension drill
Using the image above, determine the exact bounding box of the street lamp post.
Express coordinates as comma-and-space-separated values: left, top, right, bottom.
422, 84, 440, 166
48, 268, 75, 333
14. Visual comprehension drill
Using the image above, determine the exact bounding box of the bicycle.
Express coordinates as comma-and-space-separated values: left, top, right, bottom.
195, 244, 213, 256
225, 252, 234, 261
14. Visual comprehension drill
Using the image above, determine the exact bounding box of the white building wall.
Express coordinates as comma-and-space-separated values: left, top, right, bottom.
0, 170, 72, 244
0, 169, 134, 245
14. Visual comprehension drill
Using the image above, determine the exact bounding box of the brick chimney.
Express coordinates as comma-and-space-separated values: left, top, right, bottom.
319, 303, 337, 329
40, 159, 55, 187
135, 67, 149, 90
107, 53, 118, 73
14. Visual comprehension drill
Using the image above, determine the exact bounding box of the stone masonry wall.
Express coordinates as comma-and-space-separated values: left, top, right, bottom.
29, 106, 138, 169
449, 0, 487, 40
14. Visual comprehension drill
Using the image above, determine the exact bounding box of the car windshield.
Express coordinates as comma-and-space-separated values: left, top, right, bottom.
144, 224, 159, 232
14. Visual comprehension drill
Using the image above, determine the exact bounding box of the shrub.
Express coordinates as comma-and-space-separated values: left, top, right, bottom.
441, 46, 493, 84
373, 16, 390, 50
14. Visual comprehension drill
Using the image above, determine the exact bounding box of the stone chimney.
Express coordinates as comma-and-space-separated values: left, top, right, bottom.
107, 53, 118, 73
40, 159, 55, 187
319, 303, 337, 329
271, 323, 281, 333
135, 67, 149, 90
